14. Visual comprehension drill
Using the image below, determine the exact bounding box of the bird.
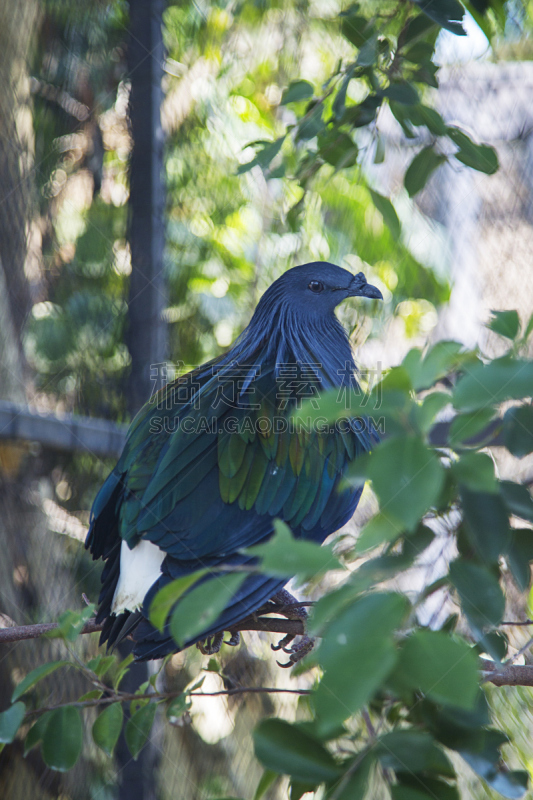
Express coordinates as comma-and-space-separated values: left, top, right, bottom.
85, 262, 382, 662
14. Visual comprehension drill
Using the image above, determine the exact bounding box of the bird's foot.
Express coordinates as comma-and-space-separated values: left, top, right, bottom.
276, 636, 315, 668
196, 631, 224, 655
225, 631, 240, 647
269, 588, 309, 622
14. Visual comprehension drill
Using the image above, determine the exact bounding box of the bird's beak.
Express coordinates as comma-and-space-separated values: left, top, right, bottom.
359, 282, 383, 300
347, 273, 383, 300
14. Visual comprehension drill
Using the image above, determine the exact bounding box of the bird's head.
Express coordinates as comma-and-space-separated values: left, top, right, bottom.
231, 261, 383, 376
258, 262, 383, 319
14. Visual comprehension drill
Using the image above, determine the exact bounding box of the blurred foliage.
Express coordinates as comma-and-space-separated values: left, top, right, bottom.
28, 0, 492, 426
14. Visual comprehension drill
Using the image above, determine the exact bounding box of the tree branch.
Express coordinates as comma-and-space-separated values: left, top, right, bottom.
7, 621, 533, 688
0, 618, 104, 643
0, 615, 305, 645
480, 658, 533, 687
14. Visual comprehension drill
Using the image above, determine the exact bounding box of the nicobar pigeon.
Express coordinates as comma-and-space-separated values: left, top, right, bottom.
86, 262, 382, 662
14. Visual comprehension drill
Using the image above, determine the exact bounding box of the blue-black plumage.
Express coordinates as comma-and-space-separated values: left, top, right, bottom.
85, 262, 382, 660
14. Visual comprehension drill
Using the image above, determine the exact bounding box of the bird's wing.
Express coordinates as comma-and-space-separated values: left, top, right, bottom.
118, 363, 373, 560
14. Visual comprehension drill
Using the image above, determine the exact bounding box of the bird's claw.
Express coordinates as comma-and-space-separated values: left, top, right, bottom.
225, 631, 240, 647
268, 590, 314, 666
271, 633, 294, 652
196, 631, 224, 655
276, 636, 315, 668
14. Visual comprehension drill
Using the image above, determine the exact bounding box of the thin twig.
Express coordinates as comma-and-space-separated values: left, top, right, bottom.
504, 634, 533, 666
25, 685, 311, 718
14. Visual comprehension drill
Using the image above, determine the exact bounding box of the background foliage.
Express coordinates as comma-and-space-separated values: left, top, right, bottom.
2, 0, 533, 799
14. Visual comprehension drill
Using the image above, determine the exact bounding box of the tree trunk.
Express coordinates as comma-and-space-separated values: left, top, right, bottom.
126, 0, 167, 417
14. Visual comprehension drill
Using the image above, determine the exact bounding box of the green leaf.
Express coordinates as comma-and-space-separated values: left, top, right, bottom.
330, 753, 374, 800
451, 452, 498, 494
461, 488, 510, 562
12, 660, 70, 703
0, 702, 26, 743
318, 132, 358, 169
237, 137, 285, 174
342, 94, 382, 128
393, 779, 459, 800
448, 408, 497, 447
377, 729, 454, 775
332, 65, 355, 119
448, 128, 498, 174
380, 83, 419, 106
253, 769, 277, 800
395, 631, 479, 710
357, 36, 378, 66
113, 653, 134, 690
310, 556, 414, 636
46, 605, 95, 642
524, 310, 533, 342
450, 560, 505, 634
503, 405, 533, 458
403, 525, 436, 558
247, 519, 341, 581
415, 392, 450, 434
459, 729, 528, 798
404, 340, 472, 391
24, 712, 51, 755
313, 593, 408, 736
369, 190, 400, 239
92, 703, 123, 756
78, 689, 103, 702
408, 104, 448, 136
392, 785, 455, 800
125, 702, 157, 759
453, 357, 533, 412
506, 529, 533, 592
409, 63, 439, 89
253, 718, 340, 783
404, 147, 446, 197
281, 80, 314, 105
404, 41, 436, 64
500, 480, 533, 523
42, 706, 83, 771
166, 693, 191, 721
356, 512, 404, 552
170, 572, 246, 646
87, 654, 116, 677
291, 780, 319, 800
149, 570, 207, 631
404, 12, 438, 45
298, 105, 324, 141
414, 0, 466, 35
476, 630, 508, 661
340, 15, 375, 49
348, 435, 445, 532
489, 310, 520, 340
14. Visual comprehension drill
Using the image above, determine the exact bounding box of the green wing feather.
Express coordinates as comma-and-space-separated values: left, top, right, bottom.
113, 360, 370, 550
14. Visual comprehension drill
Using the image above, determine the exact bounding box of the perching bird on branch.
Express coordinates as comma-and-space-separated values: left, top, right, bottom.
86, 262, 382, 662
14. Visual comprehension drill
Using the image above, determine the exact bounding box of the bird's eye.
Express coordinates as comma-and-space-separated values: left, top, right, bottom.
308, 280, 324, 294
